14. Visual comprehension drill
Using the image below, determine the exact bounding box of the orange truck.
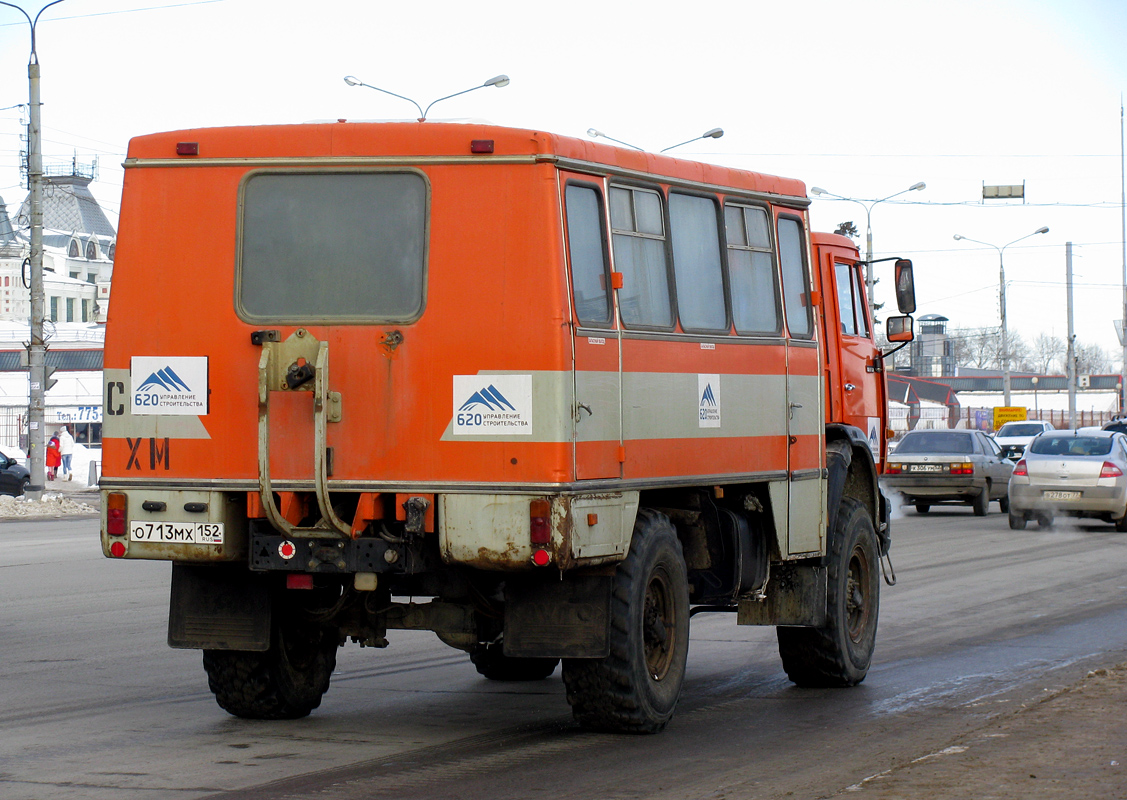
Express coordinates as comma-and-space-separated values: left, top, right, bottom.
100, 122, 916, 733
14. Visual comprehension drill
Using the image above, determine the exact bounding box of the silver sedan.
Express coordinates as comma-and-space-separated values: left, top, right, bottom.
883, 429, 1014, 516
1007, 430, 1127, 530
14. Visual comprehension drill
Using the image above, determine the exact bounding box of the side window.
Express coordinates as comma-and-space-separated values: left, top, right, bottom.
669, 192, 726, 332
834, 261, 857, 336
565, 184, 612, 327
777, 216, 812, 338
850, 265, 871, 338
724, 204, 780, 334
609, 186, 673, 329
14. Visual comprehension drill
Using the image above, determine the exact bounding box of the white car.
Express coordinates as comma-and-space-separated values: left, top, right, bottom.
994, 420, 1054, 460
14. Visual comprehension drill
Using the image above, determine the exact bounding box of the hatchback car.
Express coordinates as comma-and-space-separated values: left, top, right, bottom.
884, 429, 1014, 515
1007, 430, 1127, 530
993, 420, 1055, 460
0, 448, 30, 496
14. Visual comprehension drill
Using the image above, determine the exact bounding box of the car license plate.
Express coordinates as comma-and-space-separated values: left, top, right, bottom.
909, 464, 944, 473
1041, 491, 1081, 501
129, 521, 224, 545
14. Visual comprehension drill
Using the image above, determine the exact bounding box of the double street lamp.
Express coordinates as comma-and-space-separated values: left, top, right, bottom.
810, 182, 926, 320
953, 227, 1050, 407
343, 74, 509, 121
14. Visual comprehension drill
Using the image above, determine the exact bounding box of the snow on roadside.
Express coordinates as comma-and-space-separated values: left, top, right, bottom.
0, 493, 98, 518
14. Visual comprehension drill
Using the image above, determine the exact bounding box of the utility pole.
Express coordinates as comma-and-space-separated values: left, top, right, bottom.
1067, 242, 1077, 430
1, 0, 67, 499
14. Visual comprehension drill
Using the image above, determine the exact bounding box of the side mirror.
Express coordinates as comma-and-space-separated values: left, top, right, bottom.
894, 259, 916, 314
886, 314, 914, 342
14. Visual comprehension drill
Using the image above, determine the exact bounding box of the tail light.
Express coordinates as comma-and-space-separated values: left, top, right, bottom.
1100, 461, 1124, 478
530, 498, 551, 566
1012, 460, 1028, 477
529, 499, 550, 544
885, 463, 903, 474
106, 492, 127, 536
949, 463, 974, 475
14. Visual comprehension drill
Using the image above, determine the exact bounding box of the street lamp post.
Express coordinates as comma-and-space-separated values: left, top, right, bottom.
809, 182, 926, 320
953, 227, 1050, 407
0, 0, 68, 500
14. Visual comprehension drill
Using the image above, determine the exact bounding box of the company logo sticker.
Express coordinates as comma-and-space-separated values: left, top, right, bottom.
698, 374, 721, 428
130, 356, 208, 416
867, 416, 881, 459
453, 375, 532, 435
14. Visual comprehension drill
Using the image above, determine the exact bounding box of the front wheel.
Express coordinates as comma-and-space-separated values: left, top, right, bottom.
777, 497, 879, 687
203, 614, 338, 719
562, 508, 689, 734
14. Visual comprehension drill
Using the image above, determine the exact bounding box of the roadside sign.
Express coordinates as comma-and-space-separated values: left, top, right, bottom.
993, 406, 1027, 430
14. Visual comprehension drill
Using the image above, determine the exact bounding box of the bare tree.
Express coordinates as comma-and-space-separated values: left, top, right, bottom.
1028, 333, 1066, 374
1073, 340, 1113, 375
948, 326, 1001, 369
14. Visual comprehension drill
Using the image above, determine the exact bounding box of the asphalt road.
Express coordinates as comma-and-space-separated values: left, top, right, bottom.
2, 504, 1127, 800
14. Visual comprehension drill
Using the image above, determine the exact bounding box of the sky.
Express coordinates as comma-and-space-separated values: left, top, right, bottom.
1, 0, 1125, 366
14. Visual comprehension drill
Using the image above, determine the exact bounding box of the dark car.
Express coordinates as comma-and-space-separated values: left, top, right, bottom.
884, 429, 1014, 515
1, 448, 30, 496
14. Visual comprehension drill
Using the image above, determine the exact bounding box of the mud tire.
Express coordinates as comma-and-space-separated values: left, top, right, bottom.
203, 615, 338, 720
777, 497, 878, 687
1008, 511, 1027, 530
470, 643, 559, 681
561, 508, 689, 734
972, 484, 990, 517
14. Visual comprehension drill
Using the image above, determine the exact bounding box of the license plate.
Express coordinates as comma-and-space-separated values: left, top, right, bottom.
1041, 491, 1081, 501
909, 464, 944, 473
129, 521, 224, 545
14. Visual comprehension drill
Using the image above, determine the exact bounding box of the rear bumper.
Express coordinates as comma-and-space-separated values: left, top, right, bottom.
1008, 483, 1127, 517
883, 475, 985, 502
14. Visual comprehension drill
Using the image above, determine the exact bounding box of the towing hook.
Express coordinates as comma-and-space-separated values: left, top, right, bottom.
285, 361, 316, 389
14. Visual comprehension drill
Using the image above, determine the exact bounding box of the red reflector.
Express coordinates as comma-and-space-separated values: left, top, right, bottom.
1101, 461, 1123, 478
286, 574, 315, 590
109, 541, 126, 558
531, 549, 551, 567
530, 499, 550, 544
176, 141, 199, 156
1013, 459, 1028, 477
470, 139, 494, 154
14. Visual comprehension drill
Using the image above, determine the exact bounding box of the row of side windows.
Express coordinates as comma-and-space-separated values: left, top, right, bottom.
565, 183, 812, 339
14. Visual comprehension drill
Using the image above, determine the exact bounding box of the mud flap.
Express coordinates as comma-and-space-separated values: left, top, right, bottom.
736, 563, 827, 627
168, 563, 271, 651
503, 575, 612, 658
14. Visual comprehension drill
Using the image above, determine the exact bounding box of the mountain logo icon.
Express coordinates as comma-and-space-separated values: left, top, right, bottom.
459, 384, 516, 412
700, 384, 718, 407
137, 367, 192, 393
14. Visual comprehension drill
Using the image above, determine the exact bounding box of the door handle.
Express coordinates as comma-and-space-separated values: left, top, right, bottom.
789, 402, 803, 420
844, 383, 856, 392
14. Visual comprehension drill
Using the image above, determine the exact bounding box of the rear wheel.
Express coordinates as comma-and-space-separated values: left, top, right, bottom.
972, 484, 990, 516
998, 495, 1010, 513
471, 642, 559, 681
1037, 513, 1054, 529
1115, 512, 1127, 533
1008, 511, 1027, 530
777, 497, 878, 687
562, 508, 689, 734
203, 613, 338, 720
914, 503, 930, 514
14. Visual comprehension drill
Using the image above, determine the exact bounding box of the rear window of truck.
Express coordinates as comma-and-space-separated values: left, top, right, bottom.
237, 171, 428, 323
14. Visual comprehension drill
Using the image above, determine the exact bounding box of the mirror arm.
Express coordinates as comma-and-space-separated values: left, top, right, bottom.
877, 341, 911, 361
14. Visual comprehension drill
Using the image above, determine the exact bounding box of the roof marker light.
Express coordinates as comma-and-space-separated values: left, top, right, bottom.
176, 142, 199, 156
470, 139, 494, 154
